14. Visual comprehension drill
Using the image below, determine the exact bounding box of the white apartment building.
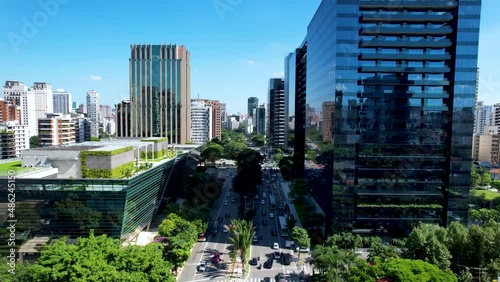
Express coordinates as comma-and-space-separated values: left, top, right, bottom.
38, 113, 75, 146
245, 117, 253, 136
53, 89, 72, 114
31, 82, 54, 128
0, 121, 29, 158
86, 90, 100, 138
474, 101, 493, 134
2, 81, 37, 137
190, 100, 213, 144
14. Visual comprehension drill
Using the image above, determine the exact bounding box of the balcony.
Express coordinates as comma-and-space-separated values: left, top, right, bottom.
359, 65, 450, 74
359, 52, 451, 61
360, 38, 452, 48
359, 0, 458, 10
360, 26, 452, 36
360, 13, 453, 23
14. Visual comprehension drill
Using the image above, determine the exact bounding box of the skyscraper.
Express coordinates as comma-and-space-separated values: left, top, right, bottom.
292, 0, 481, 236
190, 99, 213, 144
86, 90, 100, 138
248, 97, 258, 124
31, 82, 54, 133
53, 89, 72, 114
267, 78, 286, 149
123, 44, 191, 144
256, 104, 266, 135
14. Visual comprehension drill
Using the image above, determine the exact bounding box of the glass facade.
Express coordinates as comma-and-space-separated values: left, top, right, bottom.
302, 0, 480, 236
0, 150, 200, 255
128, 44, 191, 144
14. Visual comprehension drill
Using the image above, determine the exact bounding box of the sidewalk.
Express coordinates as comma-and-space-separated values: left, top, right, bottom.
279, 180, 303, 229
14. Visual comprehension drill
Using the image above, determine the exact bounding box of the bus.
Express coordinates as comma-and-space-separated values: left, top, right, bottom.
278, 216, 289, 237
269, 195, 276, 210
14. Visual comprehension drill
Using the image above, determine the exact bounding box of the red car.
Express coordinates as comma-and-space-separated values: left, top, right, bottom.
212, 251, 221, 263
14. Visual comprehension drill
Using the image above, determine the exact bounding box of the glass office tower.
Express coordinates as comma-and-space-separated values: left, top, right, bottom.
303, 0, 481, 236
128, 44, 191, 144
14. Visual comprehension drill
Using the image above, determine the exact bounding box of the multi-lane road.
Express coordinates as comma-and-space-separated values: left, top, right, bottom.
178, 166, 309, 282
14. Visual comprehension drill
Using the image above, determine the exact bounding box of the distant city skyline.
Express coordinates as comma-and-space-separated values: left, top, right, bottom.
0, 0, 498, 114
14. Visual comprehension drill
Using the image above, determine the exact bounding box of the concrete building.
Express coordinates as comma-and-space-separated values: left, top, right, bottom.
0, 99, 18, 122
31, 82, 54, 133
86, 90, 100, 138
248, 97, 259, 129
190, 99, 213, 144
2, 81, 36, 137
0, 121, 29, 158
220, 103, 228, 129
53, 89, 72, 114
74, 116, 91, 143
77, 103, 86, 114
322, 101, 335, 143
474, 101, 493, 134
288, 0, 481, 236
121, 44, 191, 144
267, 78, 286, 149
38, 113, 75, 146
228, 116, 240, 131
116, 100, 131, 137
245, 117, 253, 136
473, 134, 500, 165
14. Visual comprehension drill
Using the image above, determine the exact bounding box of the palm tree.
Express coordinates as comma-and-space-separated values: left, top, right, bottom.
312, 245, 346, 281
225, 219, 254, 265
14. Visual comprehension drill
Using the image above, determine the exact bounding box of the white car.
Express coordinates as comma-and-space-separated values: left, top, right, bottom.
261, 199, 265, 205
255, 194, 259, 199
224, 200, 229, 206
273, 242, 279, 250
295, 246, 310, 253
269, 212, 275, 219
222, 227, 229, 233
198, 261, 207, 272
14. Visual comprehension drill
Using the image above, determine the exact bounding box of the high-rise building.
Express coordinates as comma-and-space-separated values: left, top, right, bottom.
86, 90, 100, 138
473, 134, 500, 165
474, 101, 493, 134
190, 99, 213, 144
248, 97, 259, 121
291, 0, 481, 236
2, 81, 36, 137
31, 82, 54, 133
322, 101, 335, 143
0, 121, 29, 158
0, 99, 18, 122
220, 103, 228, 129
53, 89, 72, 114
121, 44, 191, 144
285, 41, 307, 178
73, 116, 91, 143
100, 105, 112, 120
267, 78, 286, 149
256, 104, 266, 135
116, 100, 131, 137
38, 113, 75, 146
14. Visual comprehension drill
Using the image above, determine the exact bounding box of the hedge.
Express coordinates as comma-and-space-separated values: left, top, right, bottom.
140, 137, 169, 143
80, 146, 133, 157
81, 161, 135, 179
140, 148, 179, 160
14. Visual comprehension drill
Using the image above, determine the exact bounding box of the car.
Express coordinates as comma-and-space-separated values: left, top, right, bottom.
197, 232, 207, 242
274, 251, 281, 260
273, 242, 279, 250
231, 197, 236, 203
263, 258, 274, 269
295, 246, 310, 253
263, 192, 267, 198
217, 216, 223, 223
224, 212, 230, 218
261, 210, 267, 216
262, 219, 268, 226
275, 272, 286, 282
212, 252, 221, 263
255, 194, 259, 199
282, 254, 292, 265
249, 257, 258, 266
269, 213, 275, 219
271, 229, 277, 236
261, 199, 265, 205
222, 227, 229, 233
198, 261, 207, 272
262, 278, 271, 282
227, 192, 231, 197
224, 200, 229, 206
254, 223, 259, 231
252, 235, 259, 243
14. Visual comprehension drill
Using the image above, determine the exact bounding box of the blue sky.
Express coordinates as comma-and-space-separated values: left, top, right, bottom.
0, 0, 498, 114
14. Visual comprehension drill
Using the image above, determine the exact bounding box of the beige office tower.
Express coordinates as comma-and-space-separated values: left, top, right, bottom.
123, 44, 191, 144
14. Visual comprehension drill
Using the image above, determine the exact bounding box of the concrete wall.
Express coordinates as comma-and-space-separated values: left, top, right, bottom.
85, 151, 134, 170
21, 150, 80, 178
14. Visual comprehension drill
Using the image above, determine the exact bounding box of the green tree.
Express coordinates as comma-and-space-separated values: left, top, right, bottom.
403, 223, 451, 270
224, 141, 248, 160
158, 213, 197, 242
164, 235, 192, 275
29, 135, 40, 148
288, 178, 309, 203
27, 231, 174, 282
200, 143, 224, 164
251, 133, 265, 146
306, 149, 316, 161
312, 245, 346, 281
471, 165, 481, 187
225, 219, 254, 265
291, 226, 311, 258
481, 171, 492, 187
232, 149, 263, 193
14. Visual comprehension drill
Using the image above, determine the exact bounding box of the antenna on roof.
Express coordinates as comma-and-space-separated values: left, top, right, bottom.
197, 93, 200, 99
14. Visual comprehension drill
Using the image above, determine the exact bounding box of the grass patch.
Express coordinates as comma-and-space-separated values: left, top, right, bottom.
0, 161, 30, 176
472, 189, 500, 201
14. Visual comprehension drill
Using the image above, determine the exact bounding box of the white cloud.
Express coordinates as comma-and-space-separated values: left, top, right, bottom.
89, 74, 102, 81
271, 71, 284, 77
246, 60, 255, 65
